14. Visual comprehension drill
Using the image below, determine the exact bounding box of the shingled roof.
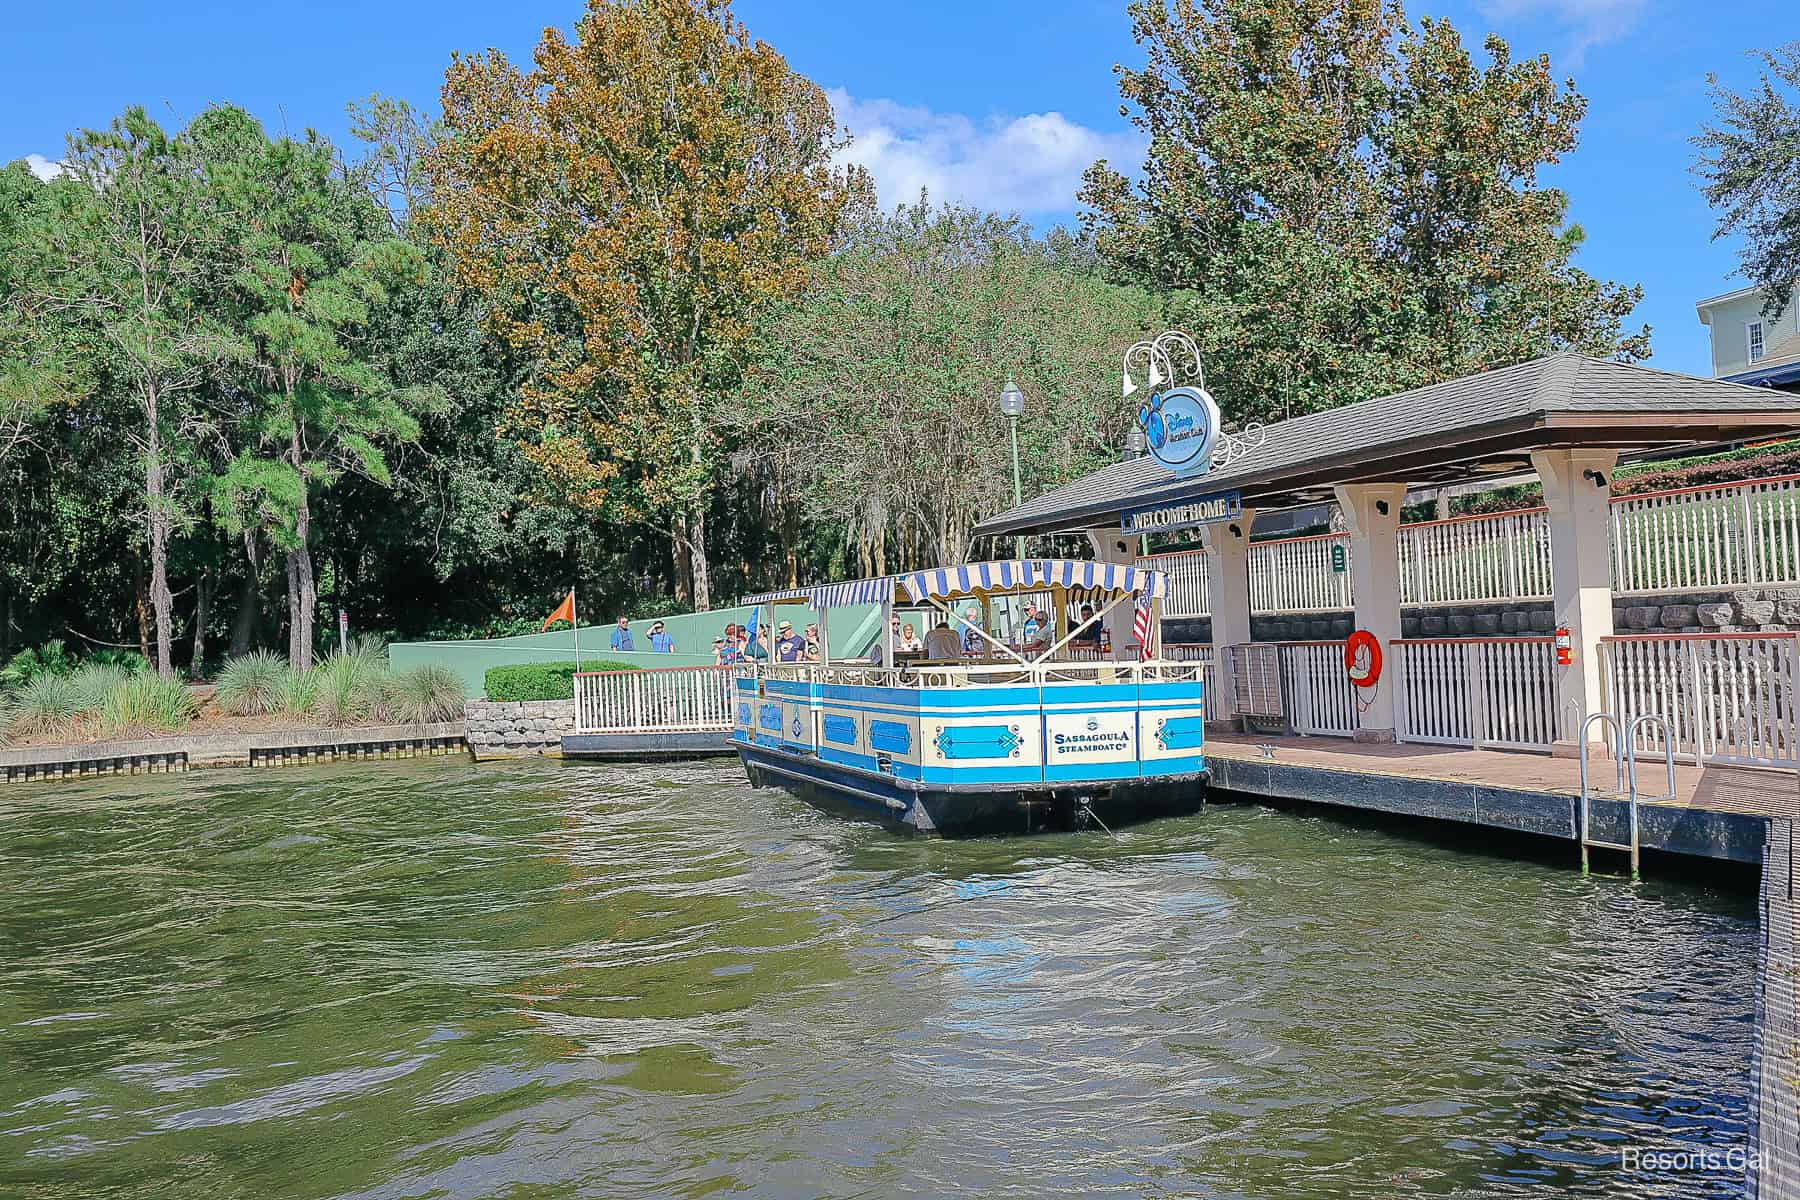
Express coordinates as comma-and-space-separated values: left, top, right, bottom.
973, 353, 1800, 539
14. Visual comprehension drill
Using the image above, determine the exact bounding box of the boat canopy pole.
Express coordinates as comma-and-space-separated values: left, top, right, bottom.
1035, 589, 1136, 664
919, 593, 1031, 666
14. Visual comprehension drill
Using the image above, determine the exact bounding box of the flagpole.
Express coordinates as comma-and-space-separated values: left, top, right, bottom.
572, 588, 582, 672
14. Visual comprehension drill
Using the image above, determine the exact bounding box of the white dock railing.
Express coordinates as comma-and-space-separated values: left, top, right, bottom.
1142, 471, 1800, 619
1602, 633, 1800, 768
1610, 475, 1800, 594
1392, 637, 1561, 751
1279, 642, 1364, 738
574, 665, 736, 733
1400, 510, 1552, 606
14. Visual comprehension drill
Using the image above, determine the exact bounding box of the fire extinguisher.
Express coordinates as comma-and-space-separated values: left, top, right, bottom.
1555, 626, 1573, 666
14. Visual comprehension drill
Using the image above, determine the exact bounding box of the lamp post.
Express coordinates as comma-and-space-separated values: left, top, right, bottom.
1124, 425, 1146, 461
998, 376, 1027, 560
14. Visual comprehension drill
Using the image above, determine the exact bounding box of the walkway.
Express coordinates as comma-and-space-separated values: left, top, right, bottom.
1202, 732, 1782, 864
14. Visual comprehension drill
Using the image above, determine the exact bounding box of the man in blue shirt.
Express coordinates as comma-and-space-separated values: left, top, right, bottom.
609, 616, 634, 652
649, 620, 674, 653
775, 620, 807, 662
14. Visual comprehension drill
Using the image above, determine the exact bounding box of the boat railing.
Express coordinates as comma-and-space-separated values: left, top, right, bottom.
747, 659, 1206, 689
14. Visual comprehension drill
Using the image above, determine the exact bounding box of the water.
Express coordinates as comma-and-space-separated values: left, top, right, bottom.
0, 758, 1756, 1199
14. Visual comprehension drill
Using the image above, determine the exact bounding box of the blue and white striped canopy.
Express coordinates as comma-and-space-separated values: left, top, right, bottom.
744, 560, 1166, 611
742, 577, 896, 608
897, 560, 1165, 603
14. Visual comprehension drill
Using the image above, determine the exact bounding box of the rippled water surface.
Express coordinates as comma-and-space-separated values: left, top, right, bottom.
0, 757, 1757, 1198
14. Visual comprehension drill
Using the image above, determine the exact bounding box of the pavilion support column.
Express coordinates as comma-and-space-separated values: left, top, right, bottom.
1084, 528, 1141, 654
1333, 483, 1408, 743
1199, 511, 1257, 722
1531, 448, 1619, 755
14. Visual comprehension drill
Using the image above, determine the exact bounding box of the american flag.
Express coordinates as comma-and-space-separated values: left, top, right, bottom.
1131, 589, 1154, 660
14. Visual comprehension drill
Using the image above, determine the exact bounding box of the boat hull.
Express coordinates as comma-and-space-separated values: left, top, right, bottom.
737, 743, 1206, 837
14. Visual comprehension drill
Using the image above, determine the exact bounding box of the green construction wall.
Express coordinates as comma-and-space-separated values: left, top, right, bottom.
391, 601, 884, 697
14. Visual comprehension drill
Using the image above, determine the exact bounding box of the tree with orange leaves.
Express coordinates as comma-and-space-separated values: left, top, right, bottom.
426, 0, 869, 610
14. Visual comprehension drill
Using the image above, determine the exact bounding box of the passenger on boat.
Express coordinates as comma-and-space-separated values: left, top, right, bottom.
804, 623, 821, 661
959, 607, 984, 656
898, 622, 923, 652
716, 635, 744, 666
1071, 604, 1101, 646
1018, 604, 1049, 653
775, 621, 807, 662
924, 619, 963, 660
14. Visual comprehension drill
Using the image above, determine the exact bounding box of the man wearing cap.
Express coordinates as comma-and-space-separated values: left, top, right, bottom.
609, 616, 634, 652
648, 620, 674, 653
775, 620, 807, 663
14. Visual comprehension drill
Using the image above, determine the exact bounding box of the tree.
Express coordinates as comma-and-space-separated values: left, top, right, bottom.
732, 199, 1159, 569
199, 107, 433, 670
1695, 41, 1800, 319
427, 0, 870, 611
28, 110, 235, 677
1080, 0, 1649, 426
0, 165, 73, 466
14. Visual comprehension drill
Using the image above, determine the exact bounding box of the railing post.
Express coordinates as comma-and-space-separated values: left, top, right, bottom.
1466, 640, 1485, 750
1685, 640, 1704, 768
1742, 484, 1760, 585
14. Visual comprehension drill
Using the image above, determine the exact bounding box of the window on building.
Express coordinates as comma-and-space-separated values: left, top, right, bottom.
1749, 321, 1766, 362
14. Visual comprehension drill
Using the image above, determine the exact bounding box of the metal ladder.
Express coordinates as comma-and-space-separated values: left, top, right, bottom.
1578, 712, 1676, 880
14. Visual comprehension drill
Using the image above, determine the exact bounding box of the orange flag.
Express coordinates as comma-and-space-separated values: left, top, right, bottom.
542, 590, 575, 631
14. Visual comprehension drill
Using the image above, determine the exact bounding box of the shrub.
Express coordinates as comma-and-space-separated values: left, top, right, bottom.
98, 674, 198, 736
484, 660, 635, 701
216, 651, 289, 716
387, 664, 467, 724
85, 648, 151, 674
5, 673, 83, 739
0, 639, 76, 689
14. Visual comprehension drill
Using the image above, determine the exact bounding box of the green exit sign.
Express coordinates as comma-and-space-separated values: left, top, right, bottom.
1330, 544, 1346, 574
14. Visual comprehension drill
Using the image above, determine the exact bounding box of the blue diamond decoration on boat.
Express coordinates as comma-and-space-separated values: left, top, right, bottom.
934, 725, 1023, 760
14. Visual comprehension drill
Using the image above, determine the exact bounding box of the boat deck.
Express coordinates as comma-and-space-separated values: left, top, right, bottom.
1202, 732, 1791, 864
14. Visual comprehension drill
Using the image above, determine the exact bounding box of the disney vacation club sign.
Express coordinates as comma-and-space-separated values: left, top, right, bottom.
1137, 384, 1223, 476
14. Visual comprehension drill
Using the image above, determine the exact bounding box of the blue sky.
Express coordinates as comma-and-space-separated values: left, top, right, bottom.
3, 0, 1791, 376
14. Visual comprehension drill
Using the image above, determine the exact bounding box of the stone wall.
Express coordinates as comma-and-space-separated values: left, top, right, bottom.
465, 699, 574, 754
1164, 587, 1800, 646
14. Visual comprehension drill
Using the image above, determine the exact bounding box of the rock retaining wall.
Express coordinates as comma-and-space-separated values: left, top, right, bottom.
1164, 587, 1800, 647
465, 699, 575, 755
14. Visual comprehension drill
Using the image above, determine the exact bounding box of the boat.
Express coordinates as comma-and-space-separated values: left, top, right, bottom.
731, 559, 1207, 836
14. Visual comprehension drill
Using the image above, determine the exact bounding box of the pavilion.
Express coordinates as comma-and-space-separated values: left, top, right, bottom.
971, 352, 1800, 750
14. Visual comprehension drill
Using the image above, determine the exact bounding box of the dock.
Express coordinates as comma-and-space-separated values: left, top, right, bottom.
1204, 732, 1786, 865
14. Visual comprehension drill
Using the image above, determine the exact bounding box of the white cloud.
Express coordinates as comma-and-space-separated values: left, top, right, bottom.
23, 153, 64, 181
1479, 0, 1648, 64
827, 89, 1142, 218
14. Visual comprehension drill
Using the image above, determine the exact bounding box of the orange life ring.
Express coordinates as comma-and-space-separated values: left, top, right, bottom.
1345, 630, 1382, 688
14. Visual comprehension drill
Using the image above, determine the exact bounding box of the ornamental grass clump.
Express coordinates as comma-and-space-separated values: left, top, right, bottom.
215, 651, 289, 716
386, 664, 465, 724
70, 663, 133, 712
98, 674, 198, 737
5, 673, 83, 740
279, 666, 320, 717
312, 646, 390, 726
